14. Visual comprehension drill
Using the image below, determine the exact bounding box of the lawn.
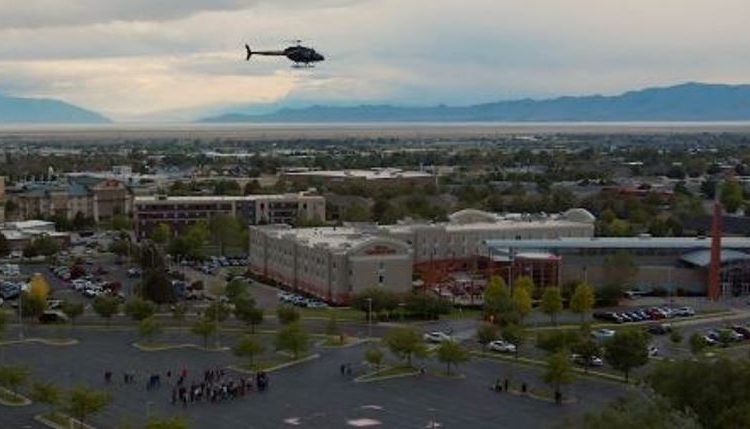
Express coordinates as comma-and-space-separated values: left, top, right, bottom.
298, 307, 364, 320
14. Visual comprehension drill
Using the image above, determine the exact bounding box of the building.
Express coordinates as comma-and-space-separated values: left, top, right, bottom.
249, 225, 413, 304
0, 220, 70, 251
7, 178, 132, 223
248, 208, 596, 303
482, 236, 750, 296
281, 168, 435, 188
134, 192, 325, 239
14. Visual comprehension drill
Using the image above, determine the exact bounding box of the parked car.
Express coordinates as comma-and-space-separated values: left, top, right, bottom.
646, 324, 671, 335
488, 340, 516, 353
570, 353, 604, 367
648, 344, 659, 357
423, 331, 454, 343
730, 325, 750, 340
591, 328, 616, 342
39, 310, 69, 324
673, 306, 695, 317
593, 312, 623, 323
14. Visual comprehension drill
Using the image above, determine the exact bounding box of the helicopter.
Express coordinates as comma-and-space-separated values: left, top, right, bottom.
244, 40, 324, 68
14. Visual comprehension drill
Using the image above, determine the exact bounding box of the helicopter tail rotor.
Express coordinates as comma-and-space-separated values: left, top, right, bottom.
244, 44, 252, 61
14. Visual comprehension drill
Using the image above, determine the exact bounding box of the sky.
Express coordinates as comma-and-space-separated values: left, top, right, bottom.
1, 0, 749, 121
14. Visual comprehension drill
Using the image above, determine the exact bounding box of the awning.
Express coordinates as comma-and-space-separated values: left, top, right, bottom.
680, 249, 750, 267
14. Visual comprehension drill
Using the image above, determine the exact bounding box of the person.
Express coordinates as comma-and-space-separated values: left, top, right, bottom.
104, 371, 112, 384
504, 378, 509, 391
492, 378, 502, 392
340, 363, 345, 375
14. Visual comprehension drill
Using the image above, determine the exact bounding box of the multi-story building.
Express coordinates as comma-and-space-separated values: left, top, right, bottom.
249, 225, 413, 304
248, 208, 596, 303
281, 168, 435, 189
8, 178, 132, 223
134, 192, 325, 239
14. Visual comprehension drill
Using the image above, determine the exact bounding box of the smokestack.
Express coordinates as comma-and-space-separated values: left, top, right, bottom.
708, 186, 722, 301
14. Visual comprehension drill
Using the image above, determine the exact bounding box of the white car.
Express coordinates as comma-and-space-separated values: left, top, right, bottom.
648, 345, 659, 357
591, 328, 616, 341
488, 340, 517, 353
423, 331, 453, 343
674, 307, 695, 317
570, 353, 604, 367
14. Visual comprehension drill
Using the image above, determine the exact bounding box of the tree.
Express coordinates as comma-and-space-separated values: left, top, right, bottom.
191, 319, 217, 348
476, 323, 498, 348
92, 296, 119, 325
581, 393, 701, 429
276, 305, 300, 325
483, 275, 516, 325
540, 287, 563, 324
720, 178, 744, 213
602, 251, 638, 297
351, 288, 399, 321
0, 233, 9, 258
146, 416, 189, 429
209, 214, 243, 256
124, 297, 156, 321
689, 332, 708, 355
233, 335, 265, 368
205, 300, 230, 323
0, 365, 30, 399
383, 326, 427, 367
502, 324, 526, 359
569, 282, 596, 323
111, 214, 131, 232
61, 301, 84, 327
364, 347, 385, 370
138, 317, 162, 343
536, 329, 581, 354
542, 350, 575, 403
29, 235, 60, 257
66, 385, 111, 427
275, 322, 310, 359
141, 269, 175, 305
28, 273, 51, 301
0, 312, 6, 340
150, 223, 171, 245
604, 329, 649, 382
20, 292, 47, 319
511, 286, 532, 322
669, 328, 683, 347
404, 292, 451, 320
30, 381, 63, 415
225, 278, 249, 303
514, 275, 535, 296
171, 302, 187, 327
572, 326, 602, 374
436, 341, 470, 375
326, 314, 341, 339
233, 297, 263, 333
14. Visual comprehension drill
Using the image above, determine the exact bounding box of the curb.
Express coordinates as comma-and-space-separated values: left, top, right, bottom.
472, 352, 629, 384
132, 342, 230, 352
0, 387, 32, 407
0, 338, 79, 347
354, 367, 420, 383
315, 338, 370, 349
227, 353, 320, 374
35, 413, 97, 429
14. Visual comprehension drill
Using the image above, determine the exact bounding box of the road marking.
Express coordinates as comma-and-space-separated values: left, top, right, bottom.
347, 418, 381, 427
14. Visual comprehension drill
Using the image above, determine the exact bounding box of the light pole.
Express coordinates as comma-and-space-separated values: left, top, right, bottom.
366, 297, 372, 340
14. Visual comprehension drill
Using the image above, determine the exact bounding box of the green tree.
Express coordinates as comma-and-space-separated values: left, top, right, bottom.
689, 332, 708, 355
364, 347, 385, 370
209, 214, 243, 256
205, 300, 230, 323
150, 223, 171, 245
669, 328, 683, 347
0, 233, 10, 258
138, 317, 162, 343
276, 305, 300, 325
476, 323, 498, 348
225, 278, 250, 303
61, 301, 84, 327
233, 335, 265, 368
436, 340, 470, 375
191, 319, 217, 348
383, 326, 427, 367
580, 393, 701, 429
404, 292, 451, 320
92, 296, 119, 325
483, 275, 516, 325
141, 269, 175, 305
124, 297, 156, 321
0, 365, 30, 399
233, 297, 263, 334
30, 381, 63, 415
514, 275, 535, 296
720, 178, 744, 213
30, 235, 60, 256
605, 329, 649, 381
569, 282, 596, 323
511, 286, 532, 322
111, 214, 131, 232
171, 302, 187, 327
542, 350, 575, 403
572, 326, 602, 374
275, 322, 310, 359
540, 287, 563, 324
351, 288, 399, 321
66, 385, 111, 427
502, 323, 526, 359
0, 312, 6, 340
20, 292, 47, 319
145, 416, 189, 429
536, 329, 581, 354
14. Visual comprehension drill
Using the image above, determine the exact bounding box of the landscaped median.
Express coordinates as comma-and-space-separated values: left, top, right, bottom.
315, 335, 368, 349
472, 351, 629, 384
132, 342, 230, 352
228, 352, 320, 374
528, 309, 736, 332
0, 386, 32, 406
354, 365, 420, 383
0, 338, 79, 347
35, 412, 96, 429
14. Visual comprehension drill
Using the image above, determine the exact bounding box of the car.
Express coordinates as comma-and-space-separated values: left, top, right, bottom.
648, 344, 659, 357
617, 312, 633, 323
702, 335, 718, 346
423, 331, 453, 343
647, 324, 671, 335
719, 328, 744, 342
673, 307, 695, 317
730, 325, 750, 340
591, 328, 616, 342
39, 310, 69, 324
306, 300, 328, 309
627, 311, 644, 321
570, 353, 604, 367
46, 299, 63, 310
647, 308, 666, 320
488, 340, 516, 353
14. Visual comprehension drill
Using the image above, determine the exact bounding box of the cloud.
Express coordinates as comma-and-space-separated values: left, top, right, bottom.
1, 0, 750, 120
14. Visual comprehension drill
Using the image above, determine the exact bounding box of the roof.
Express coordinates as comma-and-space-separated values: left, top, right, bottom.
284, 168, 432, 180
135, 193, 322, 203
485, 236, 750, 250
680, 249, 750, 267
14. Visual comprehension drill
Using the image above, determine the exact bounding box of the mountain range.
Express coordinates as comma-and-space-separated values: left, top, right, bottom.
200, 82, 750, 123
0, 94, 110, 124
